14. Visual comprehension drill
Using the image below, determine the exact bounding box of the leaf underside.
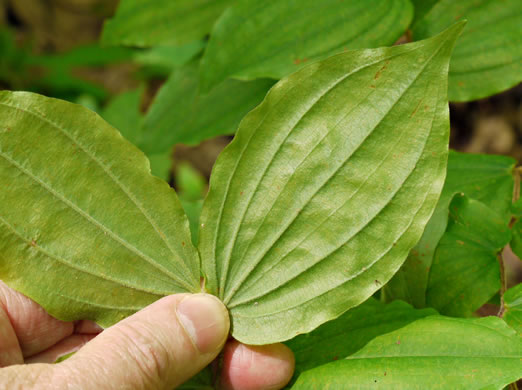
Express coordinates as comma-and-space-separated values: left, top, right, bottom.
0, 92, 200, 327
199, 23, 464, 344
413, 0, 522, 102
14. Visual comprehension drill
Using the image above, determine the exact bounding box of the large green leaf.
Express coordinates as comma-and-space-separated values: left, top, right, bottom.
0, 91, 200, 327
198, 23, 464, 344
292, 316, 522, 389
384, 151, 515, 307
200, 0, 413, 91
504, 283, 522, 336
286, 299, 436, 377
412, 0, 522, 102
426, 195, 510, 317
101, 0, 232, 47
140, 65, 274, 152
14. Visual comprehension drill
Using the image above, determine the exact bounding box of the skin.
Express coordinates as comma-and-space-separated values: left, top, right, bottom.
0, 281, 295, 389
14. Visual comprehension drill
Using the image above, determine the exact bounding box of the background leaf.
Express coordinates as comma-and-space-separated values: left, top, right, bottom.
286, 299, 436, 377
200, 0, 413, 91
198, 23, 464, 344
291, 316, 522, 389
412, 0, 522, 102
100, 88, 171, 181
509, 219, 522, 261
504, 283, 522, 336
384, 151, 515, 308
140, 65, 274, 152
101, 0, 232, 47
426, 195, 510, 316
0, 91, 200, 327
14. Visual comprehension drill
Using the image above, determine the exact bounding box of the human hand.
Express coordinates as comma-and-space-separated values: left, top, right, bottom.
0, 281, 295, 389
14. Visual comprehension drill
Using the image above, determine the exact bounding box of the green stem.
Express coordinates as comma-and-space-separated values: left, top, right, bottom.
497, 251, 507, 317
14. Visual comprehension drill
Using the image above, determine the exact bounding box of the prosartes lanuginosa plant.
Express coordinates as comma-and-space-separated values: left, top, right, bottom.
0, 22, 461, 343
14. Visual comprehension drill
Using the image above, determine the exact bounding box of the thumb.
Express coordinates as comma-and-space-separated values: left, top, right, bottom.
3, 294, 230, 390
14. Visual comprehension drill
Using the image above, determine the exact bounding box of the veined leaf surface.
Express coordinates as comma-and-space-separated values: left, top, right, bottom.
384, 151, 515, 307
426, 195, 510, 317
198, 23, 464, 344
413, 0, 522, 102
0, 91, 200, 327
102, 0, 232, 47
200, 0, 413, 91
292, 316, 522, 389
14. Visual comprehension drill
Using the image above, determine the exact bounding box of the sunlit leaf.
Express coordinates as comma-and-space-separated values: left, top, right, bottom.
0, 91, 200, 327
200, 0, 413, 91
292, 316, 522, 389
412, 0, 522, 101
198, 23, 464, 344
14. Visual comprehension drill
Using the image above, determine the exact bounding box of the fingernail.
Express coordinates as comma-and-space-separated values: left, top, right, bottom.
176, 294, 229, 354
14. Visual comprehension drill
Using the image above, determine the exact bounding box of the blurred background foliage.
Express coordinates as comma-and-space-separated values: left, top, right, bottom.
0, 0, 521, 310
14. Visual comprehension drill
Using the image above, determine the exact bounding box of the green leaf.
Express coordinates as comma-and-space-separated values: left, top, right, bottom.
504, 283, 522, 336
292, 316, 522, 389
510, 219, 522, 261
147, 153, 172, 182
101, 88, 143, 145
412, 0, 522, 102
0, 91, 200, 327
198, 22, 465, 344
101, 0, 232, 47
426, 195, 510, 317
410, 0, 439, 25
100, 88, 171, 181
286, 299, 436, 376
177, 163, 207, 202
181, 200, 204, 247
200, 0, 413, 91
133, 41, 206, 71
384, 151, 515, 307
140, 65, 273, 152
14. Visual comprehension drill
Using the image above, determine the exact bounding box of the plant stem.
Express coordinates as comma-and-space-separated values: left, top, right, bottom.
497, 251, 507, 317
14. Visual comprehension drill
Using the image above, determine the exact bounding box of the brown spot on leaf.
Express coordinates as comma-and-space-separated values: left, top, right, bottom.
374, 60, 390, 80
30, 239, 37, 247
456, 240, 465, 246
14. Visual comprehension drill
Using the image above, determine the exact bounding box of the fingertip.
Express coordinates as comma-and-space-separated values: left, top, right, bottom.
221, 340, 295, 390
